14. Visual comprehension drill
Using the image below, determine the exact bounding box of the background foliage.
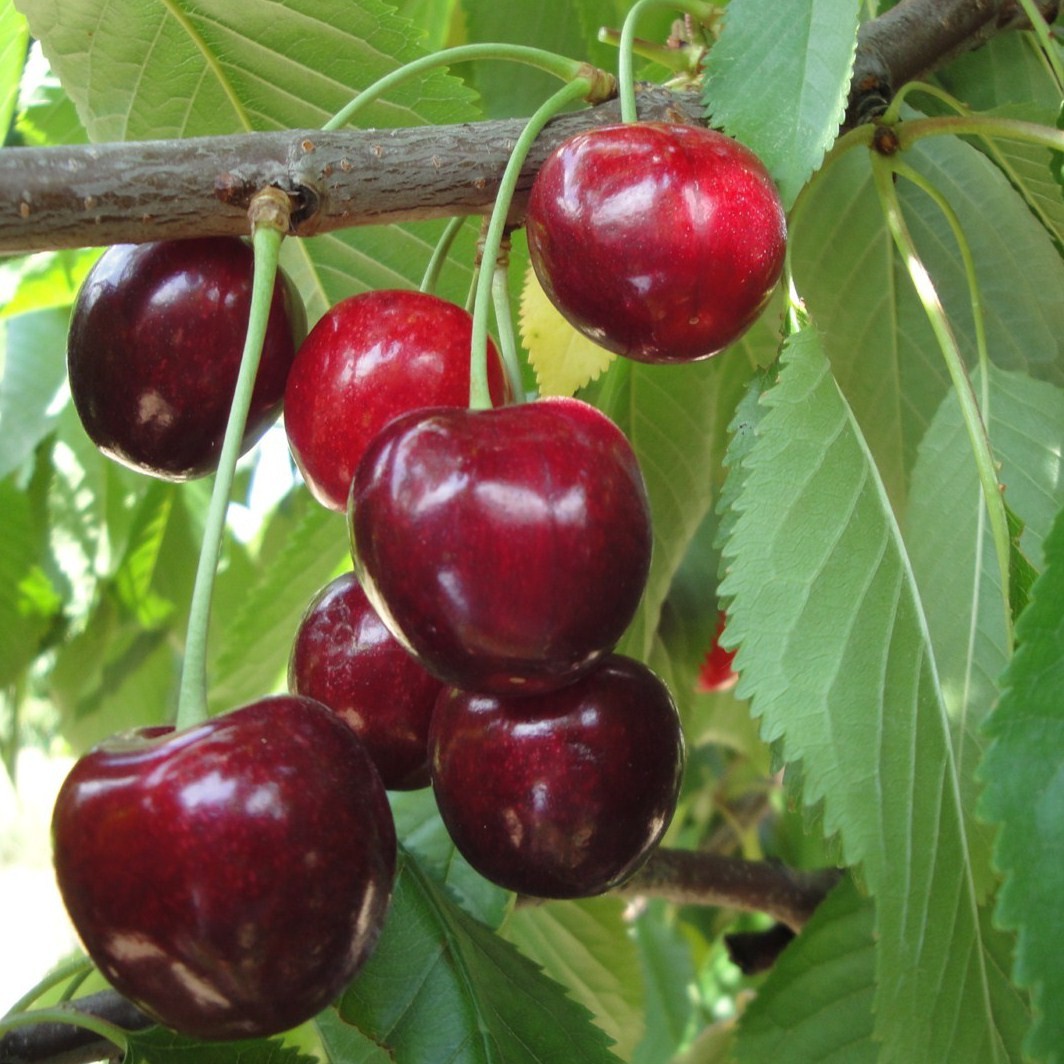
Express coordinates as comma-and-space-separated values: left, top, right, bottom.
1, 1, 1062, 1062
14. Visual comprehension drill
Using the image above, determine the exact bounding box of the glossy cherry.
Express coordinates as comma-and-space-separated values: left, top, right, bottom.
67, 237, 305, 480
349, 397, 652, 695
289, 571, 444, 790
51, 695, 396, 1041
696, 611, 738, 693
525, 122, 787, 364
430, 654, 685, 898
283, 289, 510, 512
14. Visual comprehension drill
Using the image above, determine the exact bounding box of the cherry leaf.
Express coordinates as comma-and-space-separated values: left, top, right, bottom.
339, 849, 623, 1064
519, 265, 616, 397
980, 503, 1064, 1064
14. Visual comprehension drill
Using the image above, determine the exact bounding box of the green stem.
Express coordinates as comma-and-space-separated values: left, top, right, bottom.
0, 1007, 129, 1053
617, 0, 717, 123
420, 215, 468, 295
898, 113, 1064, 154
468, 78, 591, 408
323, 44, 596, 131
490, 244, 527, 401
4, 956, 93, 1017
870, 154, 1013, 651
1015, 0, 1064, 88
175, 193, 288, 730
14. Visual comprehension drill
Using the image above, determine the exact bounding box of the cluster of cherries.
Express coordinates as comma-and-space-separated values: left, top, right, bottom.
51, 119, 784, 1041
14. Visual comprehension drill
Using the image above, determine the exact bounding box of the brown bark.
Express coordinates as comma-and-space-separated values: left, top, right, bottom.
0, 0, 1056, 254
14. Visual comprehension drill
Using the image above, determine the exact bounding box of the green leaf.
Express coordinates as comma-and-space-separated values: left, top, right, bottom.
588, 306, 776, 664
0, 248, 98, 319
718, 328, 1028, 1062
208, 496, 348, 714
389, 787, 512, 930
125, 1028, 316, 1064
0, 0, 28, 138
0, 475, 60, 686
905, 365, 1064, 898
735, 877, 877, 1064
503, 896, 645, 1061
316, 1008, 394, 1064
702, 0, 861, 207
340, 849, 623, 1064
790, 127, 1064, 505
980, 503, 1064, 1064
0, 306, 69, 479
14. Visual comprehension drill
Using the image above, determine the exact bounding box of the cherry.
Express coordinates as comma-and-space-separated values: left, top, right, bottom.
51, 695, 396, 1041
349, 397, 652, 695
67, 237, 305, 480
289, 571, 443, 790
430, 654, 685, 898
283, 289, 510, 512
525, 122, 786, 364
696, 611, 738, 693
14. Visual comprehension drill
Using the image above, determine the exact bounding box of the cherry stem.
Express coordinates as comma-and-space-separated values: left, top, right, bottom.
870, 154, 1013, 651
420, 215, 468, 295
174, 190, 289, 730
489, 238, 527, 401
3, 957, 94, 1017
322, 44, 599, 132
468, 77, 591, 409
0, 1008, 129, 1055
617, 0, 717, 124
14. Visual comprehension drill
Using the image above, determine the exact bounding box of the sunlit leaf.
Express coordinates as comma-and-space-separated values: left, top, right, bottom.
702, 0, 860, 207
718, 328, 1028, 1062
519, 264, 615, 397
0, 0, 28, 138
503, 896, 645, 1061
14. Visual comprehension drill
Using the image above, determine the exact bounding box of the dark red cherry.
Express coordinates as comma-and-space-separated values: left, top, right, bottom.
348, 397, 652, 695
67, 237, 305, 480
283, 289, 510, 512
430, 654, 686, 898
51, 695, 396, 1040
289, 571, 444, 790
525, 122, 786, 363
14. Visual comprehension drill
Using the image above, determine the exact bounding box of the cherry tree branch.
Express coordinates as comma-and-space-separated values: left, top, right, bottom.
0, 0, 1056, 255
617, 847, 843, 932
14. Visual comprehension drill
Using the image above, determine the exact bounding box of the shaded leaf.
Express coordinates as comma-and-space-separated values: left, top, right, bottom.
340, 849, 623, 1064
980, 503, 1064, 1064
316, 1008, 393, 1064
718, 328, 1028, 1062
702, 0, 861, 207
735, 877, 876, 1064
125, 1028, 315, 1064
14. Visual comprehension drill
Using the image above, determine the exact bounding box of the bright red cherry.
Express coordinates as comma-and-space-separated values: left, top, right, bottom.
67, 237, 305, 480
430, 654, 686, 898
51, 696, 396, 1041
696, 611, 738, 693
525, 122, 786, 363
349, 397, 652, 695
283, 289, 510, 512
289, 571, 444, 790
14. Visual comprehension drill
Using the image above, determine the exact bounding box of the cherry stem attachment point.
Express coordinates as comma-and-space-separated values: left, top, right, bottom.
323, 44, 608, 132
468, 77, 591, 409
174, 189, 290, 731
617, 0, 717, 124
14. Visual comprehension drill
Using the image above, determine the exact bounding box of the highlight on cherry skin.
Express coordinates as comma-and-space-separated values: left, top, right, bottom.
50, 695, 397, 1041
289, 570, 444, 790
283, 288, 510, 512
348, 395, 653, 696
525, 121, 787, 364
66, 236, 305, 481
429, 653, 686, 899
